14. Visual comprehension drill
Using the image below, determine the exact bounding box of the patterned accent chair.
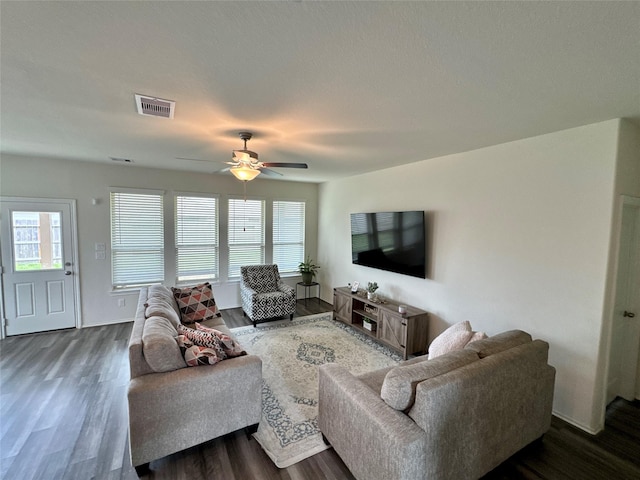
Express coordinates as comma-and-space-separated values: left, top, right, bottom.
240, 264, 296, 327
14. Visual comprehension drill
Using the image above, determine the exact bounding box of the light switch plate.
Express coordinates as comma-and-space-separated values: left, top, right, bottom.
95, 251, 106, 260
95, 242, 106, 251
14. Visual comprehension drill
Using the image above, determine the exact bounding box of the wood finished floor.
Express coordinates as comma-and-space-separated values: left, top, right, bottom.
1, 298, 639, 480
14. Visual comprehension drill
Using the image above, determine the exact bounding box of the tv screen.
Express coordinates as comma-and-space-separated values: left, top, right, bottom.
350, 210, 426, 278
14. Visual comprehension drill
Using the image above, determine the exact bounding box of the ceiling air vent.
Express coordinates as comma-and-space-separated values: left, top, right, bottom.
110, 157, 134, 163
134, 94, 175, 119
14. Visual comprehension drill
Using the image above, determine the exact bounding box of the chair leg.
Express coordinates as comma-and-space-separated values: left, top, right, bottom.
134, 463, 150, 477
246, 422, 259, 435
253, 319, 257, 328
290, 313, 294, 321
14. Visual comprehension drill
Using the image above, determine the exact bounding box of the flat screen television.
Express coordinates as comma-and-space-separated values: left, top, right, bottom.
350, 210, 426, 278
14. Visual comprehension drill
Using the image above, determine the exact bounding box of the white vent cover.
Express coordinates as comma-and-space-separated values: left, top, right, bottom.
110, 157, 134, 163
135, 94, 175, 119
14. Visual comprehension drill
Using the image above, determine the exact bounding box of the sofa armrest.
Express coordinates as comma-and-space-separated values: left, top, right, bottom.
240, 281, 258, 297
128, 354, 262, 466
277, 281, 295, 295
318, 364, 426, 480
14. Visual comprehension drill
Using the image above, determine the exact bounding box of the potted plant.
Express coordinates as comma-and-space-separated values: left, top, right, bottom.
298, 256, 320, 285
362, 316, 377, 332
366, 282, 379, 300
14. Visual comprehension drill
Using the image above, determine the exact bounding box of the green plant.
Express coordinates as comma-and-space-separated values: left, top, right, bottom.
366, 281, 379, 293
298, 256, 320, 276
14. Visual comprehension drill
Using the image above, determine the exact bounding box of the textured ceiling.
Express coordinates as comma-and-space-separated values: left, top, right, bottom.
1, 1, 639, 183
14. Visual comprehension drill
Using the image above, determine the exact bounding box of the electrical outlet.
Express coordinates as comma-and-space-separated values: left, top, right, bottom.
117, 298, 125, 308
95, 242, 106, 251
95, 251, 106, 260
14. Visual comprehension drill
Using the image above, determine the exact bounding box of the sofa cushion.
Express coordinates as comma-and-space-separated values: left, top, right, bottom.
381, 349, 479, 410
358, 355, 429, 395
428, 321, 474, 359
468, 331, 488, 343
142, 316, 187, 372
465, 330, 531, 358
144, 297, 180, 328
172, 282, 222, 325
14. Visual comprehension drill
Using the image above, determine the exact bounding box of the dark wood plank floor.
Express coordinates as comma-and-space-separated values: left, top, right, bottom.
1, 298, 639, 480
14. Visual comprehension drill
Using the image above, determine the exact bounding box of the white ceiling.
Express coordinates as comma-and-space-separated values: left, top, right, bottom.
1, 1, 639, 183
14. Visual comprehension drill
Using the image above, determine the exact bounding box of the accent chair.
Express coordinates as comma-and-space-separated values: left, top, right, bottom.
240, 264, 296, 327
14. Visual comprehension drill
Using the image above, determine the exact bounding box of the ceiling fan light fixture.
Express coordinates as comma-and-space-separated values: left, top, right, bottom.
230, 165, 261, 181
232, 150, 258, 162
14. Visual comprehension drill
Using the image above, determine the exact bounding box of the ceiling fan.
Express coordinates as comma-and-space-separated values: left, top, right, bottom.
227, 131, 308, 181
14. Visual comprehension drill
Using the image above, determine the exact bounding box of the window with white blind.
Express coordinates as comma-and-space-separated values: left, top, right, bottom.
110, 190, 164, 289
273, 200, 305, 274
228, 198, 265, 278
176, 195, 219, 283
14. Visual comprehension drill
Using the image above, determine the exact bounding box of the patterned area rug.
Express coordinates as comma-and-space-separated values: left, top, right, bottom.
231, 313, 402, 468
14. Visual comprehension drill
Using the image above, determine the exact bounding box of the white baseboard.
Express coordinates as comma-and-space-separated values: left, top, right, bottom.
552, 409, 602, 435
80, 318, 133, 328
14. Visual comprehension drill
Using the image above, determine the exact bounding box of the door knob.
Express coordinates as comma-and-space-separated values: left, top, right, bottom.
64, 271, 72, 276
623, 311, 636, 318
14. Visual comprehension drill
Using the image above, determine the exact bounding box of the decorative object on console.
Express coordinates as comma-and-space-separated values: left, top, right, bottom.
366, 281, 379, 300
427, 320, 487, 359
298, 255, 320, 285
362, 317, 377, 332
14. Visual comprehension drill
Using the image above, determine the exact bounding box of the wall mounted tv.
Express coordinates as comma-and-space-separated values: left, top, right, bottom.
350, 210, 426, 278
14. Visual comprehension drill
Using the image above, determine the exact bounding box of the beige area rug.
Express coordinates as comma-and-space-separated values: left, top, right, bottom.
231, 313, 402, 468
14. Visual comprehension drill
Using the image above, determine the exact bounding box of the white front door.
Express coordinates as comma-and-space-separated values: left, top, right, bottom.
1, 198, 79, 336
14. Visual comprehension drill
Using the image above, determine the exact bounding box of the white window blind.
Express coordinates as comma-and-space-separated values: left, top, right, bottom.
110, 191, 164, 288
228, 198, 265, 277
176, 195, 218, 283
273, 201, 305, 274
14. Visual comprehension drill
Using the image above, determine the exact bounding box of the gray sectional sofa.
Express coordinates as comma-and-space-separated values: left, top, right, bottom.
318, 330, 556, 480
127, 285, 262, 473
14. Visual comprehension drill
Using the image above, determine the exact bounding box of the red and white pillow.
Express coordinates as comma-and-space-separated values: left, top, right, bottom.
195, 323, 246, 358
176, 324, 246, 367
171, 282, 221, 325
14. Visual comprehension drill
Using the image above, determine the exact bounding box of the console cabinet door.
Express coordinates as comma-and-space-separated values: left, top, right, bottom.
333, 290, 352, 323
379, 310, 406, 352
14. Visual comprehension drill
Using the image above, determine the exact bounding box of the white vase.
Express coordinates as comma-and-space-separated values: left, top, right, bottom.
367, 291, 374, 300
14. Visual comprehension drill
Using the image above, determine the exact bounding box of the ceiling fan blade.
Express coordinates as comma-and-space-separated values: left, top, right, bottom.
260, 168, 284, 177
261, 162, 308, 169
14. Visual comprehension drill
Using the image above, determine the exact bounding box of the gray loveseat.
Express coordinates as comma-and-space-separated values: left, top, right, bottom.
127, 285, 262, 473
318, 330, 555, 480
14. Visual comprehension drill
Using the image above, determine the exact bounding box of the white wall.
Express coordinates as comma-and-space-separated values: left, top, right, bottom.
0, 155, 319, 327
317, 119, 622, 433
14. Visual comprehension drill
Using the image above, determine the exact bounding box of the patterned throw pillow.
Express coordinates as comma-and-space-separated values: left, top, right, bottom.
176, 324, 227, 367
171, 282, 221, 325
176, 335, 223, 367
195, 323, 246, 358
